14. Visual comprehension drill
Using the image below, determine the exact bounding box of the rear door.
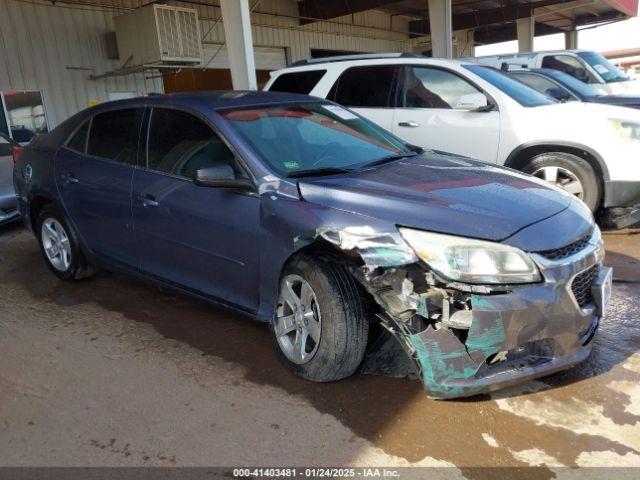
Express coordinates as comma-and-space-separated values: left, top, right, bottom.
55, 108, 143, 266
327, 65, 401, 131
392, 65, 500, 162
132, 107, 260, 311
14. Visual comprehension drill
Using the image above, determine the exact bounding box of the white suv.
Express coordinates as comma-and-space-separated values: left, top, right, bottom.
265, 54, 640, 213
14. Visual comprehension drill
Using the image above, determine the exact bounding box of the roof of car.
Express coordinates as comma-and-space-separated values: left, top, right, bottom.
475, 50, 589, 59
89, 90, 321, 112
274, 56, 472, 74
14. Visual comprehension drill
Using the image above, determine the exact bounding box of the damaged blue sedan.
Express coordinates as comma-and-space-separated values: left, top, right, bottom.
13, 91, 612, 398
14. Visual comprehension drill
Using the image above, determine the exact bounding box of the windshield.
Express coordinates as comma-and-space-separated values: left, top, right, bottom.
577, 52, 629, 83
545, 69, 604, 97
221, 103, 412, 176
464, 65, 556, 107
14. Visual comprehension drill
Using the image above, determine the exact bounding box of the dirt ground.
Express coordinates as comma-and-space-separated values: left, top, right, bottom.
1, 221, 639, 476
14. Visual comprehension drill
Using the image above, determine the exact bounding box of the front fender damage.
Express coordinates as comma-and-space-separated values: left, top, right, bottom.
312, 227, 563, 399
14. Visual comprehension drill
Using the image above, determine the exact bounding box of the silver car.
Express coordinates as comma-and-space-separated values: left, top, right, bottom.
0, 133, 19, 225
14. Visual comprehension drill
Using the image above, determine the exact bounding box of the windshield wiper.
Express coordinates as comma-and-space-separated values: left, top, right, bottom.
287, 166, 354, 178
358, 152, 418, 169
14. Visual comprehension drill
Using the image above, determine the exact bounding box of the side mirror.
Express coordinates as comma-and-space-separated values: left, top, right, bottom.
193, 163, 253, 190
454, 92, 489, 111
545, 87, 572, 102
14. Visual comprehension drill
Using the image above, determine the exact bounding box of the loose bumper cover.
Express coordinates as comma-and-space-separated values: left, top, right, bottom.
337, 226, 608, 399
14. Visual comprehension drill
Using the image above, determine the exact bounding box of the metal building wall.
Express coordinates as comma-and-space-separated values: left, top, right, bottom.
0, 0, 164, 127
191, 0, 412, 63
0, 0, 413, 127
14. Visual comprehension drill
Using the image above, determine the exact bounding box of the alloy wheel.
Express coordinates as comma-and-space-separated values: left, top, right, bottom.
41, 218, 72, 272
532, 166, 584, 200
275, 274, 322, 365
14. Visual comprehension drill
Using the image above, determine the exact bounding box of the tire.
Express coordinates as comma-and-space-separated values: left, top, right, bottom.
271, 253, 369, 382
36, 204, 92, 281
522, 152, 601, 212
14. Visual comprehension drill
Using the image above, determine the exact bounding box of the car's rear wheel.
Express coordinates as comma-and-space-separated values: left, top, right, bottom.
36, 205, 92, 281
271, 254, 368, 382
523, 152, 600, 212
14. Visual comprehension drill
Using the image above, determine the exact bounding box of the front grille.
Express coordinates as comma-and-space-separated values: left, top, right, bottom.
572, 265, 599, 308
537, 232, 592, 261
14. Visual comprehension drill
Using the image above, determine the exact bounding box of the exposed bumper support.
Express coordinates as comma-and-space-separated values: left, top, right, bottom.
316, 225, 607, 399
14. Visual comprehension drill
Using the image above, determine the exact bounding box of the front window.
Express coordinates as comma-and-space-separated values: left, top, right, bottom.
403, 67, 481, 108
147, 108, 247, 179
464, 65, 556, 107
546, 70, 604, 98
221, 102, 412, 177
577, 51, 629, 83
541, 55, 596, 83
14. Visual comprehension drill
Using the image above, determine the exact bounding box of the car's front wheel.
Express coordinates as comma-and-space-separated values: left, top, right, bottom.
271, 254, 369, 382
523, 152, 600, 212
36, 205, 92, 281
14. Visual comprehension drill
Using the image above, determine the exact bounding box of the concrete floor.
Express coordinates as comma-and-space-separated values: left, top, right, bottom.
1, 222, 639, 475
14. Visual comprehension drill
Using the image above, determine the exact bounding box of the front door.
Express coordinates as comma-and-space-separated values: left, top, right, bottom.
392, 66, 501, 163
55, 108, 143, 266
132, 107, 260, 311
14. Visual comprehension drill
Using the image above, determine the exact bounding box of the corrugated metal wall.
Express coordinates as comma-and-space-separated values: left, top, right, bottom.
188, 0, 412, 63
0, 0, 164, 127
0, 0, 415, 127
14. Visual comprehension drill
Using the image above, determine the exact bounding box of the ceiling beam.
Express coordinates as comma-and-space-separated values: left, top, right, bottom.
298, 0, 406, 24
409, 0, 571, 36
474, 22, 564, 44
472, 8, 626, 45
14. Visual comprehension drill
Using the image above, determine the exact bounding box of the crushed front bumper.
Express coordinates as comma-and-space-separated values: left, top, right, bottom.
358, 229, 609, 399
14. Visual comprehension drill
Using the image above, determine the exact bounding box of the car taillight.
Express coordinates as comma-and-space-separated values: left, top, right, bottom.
12, 145, 23, 165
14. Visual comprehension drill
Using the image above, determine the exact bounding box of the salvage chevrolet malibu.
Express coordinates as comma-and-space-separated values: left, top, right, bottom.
13, 91, 612, 398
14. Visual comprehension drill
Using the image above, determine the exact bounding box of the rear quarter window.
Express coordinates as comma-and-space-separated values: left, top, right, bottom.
66, 119, 90, 153
268, 70, 327, 94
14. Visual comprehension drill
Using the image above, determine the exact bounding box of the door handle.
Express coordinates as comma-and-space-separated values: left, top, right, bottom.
398, 121, 420, 128
141, 195, 159, 208
61, 173, 79, 185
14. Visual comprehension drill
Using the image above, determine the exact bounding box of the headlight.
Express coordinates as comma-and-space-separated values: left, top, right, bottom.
398, 228, 541, 284
609, 119, 640, 142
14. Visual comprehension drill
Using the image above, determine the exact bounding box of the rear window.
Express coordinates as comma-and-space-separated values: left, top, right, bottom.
329, 65, 400, 108
87, 108, 143, 164
269, 70, 327, 95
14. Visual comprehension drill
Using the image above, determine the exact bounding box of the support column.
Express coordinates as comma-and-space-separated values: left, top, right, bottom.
516, 16, 534, 52
565, 29, 578, 49
454, 29, 474, 58
428, 0, 453, 58
220, 0, 257, 90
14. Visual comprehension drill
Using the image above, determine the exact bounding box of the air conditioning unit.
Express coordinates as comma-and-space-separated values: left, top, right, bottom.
114, 4, 202, 66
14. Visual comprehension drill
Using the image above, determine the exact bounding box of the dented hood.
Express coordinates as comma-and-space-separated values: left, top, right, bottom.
298, 152, 573, 242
